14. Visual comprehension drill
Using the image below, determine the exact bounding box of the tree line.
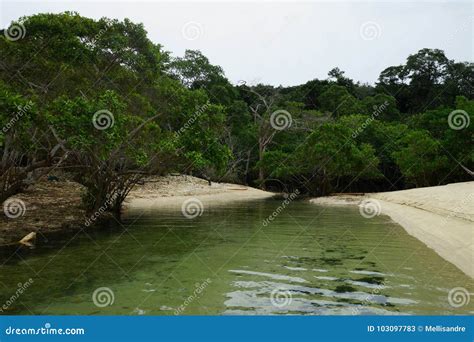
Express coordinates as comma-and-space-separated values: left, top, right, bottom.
0, 13, 472, 219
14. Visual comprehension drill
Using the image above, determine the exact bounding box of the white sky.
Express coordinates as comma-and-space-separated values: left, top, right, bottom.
0, 0, 472, 86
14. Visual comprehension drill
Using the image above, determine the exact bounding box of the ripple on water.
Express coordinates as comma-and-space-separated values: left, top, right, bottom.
314, 276, 338, 281
346, 280, 388, 290
283, 266, 308, 271
350, 270, 387, 277
228, 270, 308, 283
224, 278, 415, 315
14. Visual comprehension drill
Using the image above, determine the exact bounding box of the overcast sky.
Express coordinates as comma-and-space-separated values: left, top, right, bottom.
1, 0, 472, 86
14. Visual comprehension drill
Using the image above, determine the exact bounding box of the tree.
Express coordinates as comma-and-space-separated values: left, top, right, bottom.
173, 90, 232, 178
223, 100, 256, 183
377, 48, 472, 113
169, 50, 226, 89
292, 123, 381, 195
238, 85, 294, 187
362, 94, 400, 121
318, 85, 363, 117
0, 84, 35, 201
392, 130, 449, 187
1, 13, 472, 203
1, 13, 195, 218
408, 96, 473, 181
47, 91, 164, 215
328, 67, 355, 93
0, 12, 167, 104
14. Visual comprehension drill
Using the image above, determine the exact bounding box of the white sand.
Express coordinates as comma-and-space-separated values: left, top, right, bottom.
311, 182, 474, 278
123, 175, 275, 212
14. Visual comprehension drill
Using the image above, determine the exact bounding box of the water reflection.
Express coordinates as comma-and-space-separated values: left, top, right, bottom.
0, 199, 472, 315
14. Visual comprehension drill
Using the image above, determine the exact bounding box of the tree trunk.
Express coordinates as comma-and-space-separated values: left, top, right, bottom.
258, 141, 265, 189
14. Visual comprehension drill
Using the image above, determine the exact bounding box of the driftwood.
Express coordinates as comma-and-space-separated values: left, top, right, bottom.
19, 232, 36, 247
460, 164, 474, 177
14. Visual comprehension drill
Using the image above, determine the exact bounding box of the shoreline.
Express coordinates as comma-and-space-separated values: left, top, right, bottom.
310, 182, 474, 278
3, 175, 472, 280
123, 175, 276, 212
0, 175, 275, 249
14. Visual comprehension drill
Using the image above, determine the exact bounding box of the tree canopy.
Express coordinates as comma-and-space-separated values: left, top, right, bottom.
1, 12, 472, 217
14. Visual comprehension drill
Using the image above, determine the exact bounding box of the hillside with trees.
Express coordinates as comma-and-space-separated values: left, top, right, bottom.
1, 12, 472, 219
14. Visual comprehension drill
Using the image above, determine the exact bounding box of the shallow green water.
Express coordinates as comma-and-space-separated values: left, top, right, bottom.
0, 199, 472, 315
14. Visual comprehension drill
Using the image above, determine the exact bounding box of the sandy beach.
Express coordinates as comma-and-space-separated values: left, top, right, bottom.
311, 182, 474, 278
123, 175, 276, 212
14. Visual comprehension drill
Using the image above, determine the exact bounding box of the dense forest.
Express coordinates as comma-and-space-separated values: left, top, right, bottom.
0, 13, 472, 218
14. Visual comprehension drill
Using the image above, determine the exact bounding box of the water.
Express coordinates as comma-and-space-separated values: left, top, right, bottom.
0, 199, 472, 315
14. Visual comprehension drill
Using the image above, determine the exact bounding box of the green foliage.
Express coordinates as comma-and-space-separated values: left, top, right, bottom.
361, 94, 400, 121
377, 48, 473, 113
392, 130, 449, 187
1, 12, 472, 207
0, 81, 37, 147
318, 85, 363, 117
175, 100, 232, 174
169, 50, 225, 88
46, 90, 164, 211
297, 123, 380, 177
275, 123, 382, 194
407, 96, 473, 180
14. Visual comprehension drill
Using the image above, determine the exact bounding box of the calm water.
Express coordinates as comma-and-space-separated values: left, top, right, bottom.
0, 199, 472, 315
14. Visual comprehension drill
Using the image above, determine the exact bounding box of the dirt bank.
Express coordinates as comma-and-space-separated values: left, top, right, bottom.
310, 182, 474, 278
0, 179, 86, 248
